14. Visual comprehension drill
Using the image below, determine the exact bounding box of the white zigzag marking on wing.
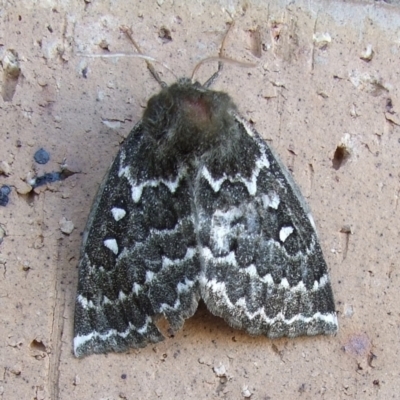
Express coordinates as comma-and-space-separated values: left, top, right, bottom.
202, 247, 238, 266
157, 249, 197, 312
201, 151, 270, 195
201, 277, 337, 327
161, 247, 197, 269
200, 247, 330, 293
78, 249, 198, 314
117, 217, 194, 257
77, 294, 93, 308
149, 216, 193, 236
74, 315, 153, 354
158, 277, 196, 312
118, 150, 187, 202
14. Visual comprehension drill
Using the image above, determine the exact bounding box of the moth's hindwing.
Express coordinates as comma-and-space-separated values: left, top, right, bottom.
74, 79, 337, 357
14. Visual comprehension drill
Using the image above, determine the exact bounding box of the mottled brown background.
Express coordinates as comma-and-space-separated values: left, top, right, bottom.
1, 0, 399, 398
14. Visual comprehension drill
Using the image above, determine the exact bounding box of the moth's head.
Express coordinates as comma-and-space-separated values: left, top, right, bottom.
141, 78, 238, 157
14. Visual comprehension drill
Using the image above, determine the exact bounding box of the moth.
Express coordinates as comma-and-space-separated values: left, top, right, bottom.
74, 29, 338, 358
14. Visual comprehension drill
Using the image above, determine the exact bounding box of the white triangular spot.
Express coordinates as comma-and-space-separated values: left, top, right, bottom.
279, 226, 294, 242
111, 207, 126, 221
262, 191, 280, 209
103, 238, 119, 254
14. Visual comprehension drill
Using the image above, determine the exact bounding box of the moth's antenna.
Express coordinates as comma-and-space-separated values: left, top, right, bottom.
80, 53, 161, 64
120, 26, 168, 88
202, 21, 232, 88
192, 22, 256, 88
193, 56, 256, 86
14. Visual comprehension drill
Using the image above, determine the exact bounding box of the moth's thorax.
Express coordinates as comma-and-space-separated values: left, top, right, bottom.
142, 79, 239, 157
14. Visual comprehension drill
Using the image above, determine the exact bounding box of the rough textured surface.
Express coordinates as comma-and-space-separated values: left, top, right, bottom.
1, 0, 399, 398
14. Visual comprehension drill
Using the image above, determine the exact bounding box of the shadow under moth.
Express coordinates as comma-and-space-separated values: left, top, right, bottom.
74, 29, 338, 358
